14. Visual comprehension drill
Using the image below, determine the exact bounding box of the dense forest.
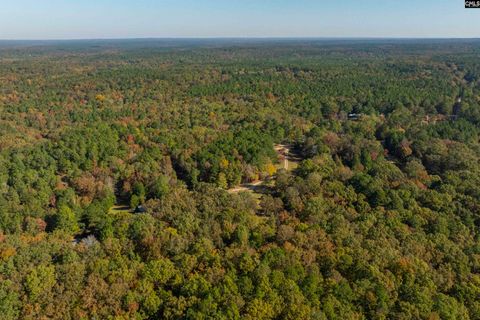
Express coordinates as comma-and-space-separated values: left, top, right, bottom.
1, 39, 480, 319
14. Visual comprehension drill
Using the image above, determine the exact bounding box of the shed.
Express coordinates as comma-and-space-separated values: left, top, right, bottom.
348, 113, 363, 121
134, 205, 147, 214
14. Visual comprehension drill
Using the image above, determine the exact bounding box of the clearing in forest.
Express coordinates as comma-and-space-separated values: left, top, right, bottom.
228, 143, 302, 194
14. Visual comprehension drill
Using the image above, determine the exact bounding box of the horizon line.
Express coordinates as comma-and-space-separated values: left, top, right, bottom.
1, 36, 480, 42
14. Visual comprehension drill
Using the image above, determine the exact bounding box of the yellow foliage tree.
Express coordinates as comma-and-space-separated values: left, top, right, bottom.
265, 163, 277, 177
95, 94, 106, 102
220, 158, 230, 170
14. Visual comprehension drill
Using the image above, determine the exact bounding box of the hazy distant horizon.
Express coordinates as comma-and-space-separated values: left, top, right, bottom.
1, 36, 480, 42
1, 0, 479, 40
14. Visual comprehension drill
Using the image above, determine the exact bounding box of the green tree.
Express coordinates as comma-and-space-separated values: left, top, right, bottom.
55, 205, 79, 233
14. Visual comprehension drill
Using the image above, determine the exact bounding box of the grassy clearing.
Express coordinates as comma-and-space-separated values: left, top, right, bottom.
109, 205, 132, 215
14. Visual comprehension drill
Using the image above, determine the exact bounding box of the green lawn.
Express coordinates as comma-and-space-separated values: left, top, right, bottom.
109, 205, 132, 215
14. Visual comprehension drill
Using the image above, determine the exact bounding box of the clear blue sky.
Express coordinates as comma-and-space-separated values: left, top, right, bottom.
0, 0, 478, 39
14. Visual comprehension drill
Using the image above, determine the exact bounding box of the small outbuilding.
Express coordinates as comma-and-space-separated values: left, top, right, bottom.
134, 205, 147, 214
348, 113, 363, 121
